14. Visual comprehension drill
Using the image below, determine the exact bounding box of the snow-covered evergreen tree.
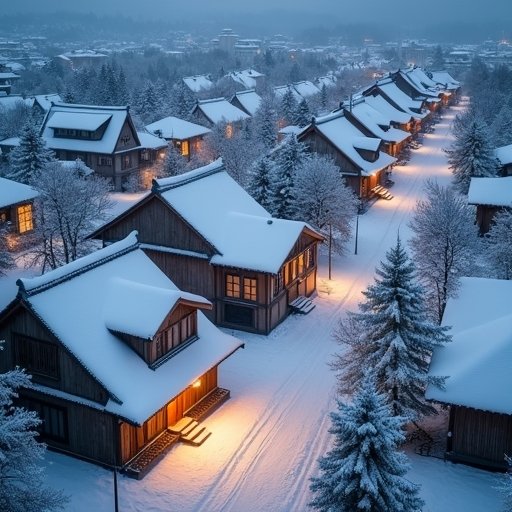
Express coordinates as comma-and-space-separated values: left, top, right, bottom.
320, 84, 328, 110
7, 123, 54, 184
169, 80, 196, 120
0, 352, 68, 511
116, 67, 130, 106
409, 180, 480, 323
295, 98, 311, 127
446, 116, 499, 194
280, 88, 299, 126
253, 93, 278, 150
309, 372, 424, 512
293, 154, 356, 252
485, 209, 512, 280
431, 45, 445, 70
160, 144, 188, 177
248, 156, 275, 211
271, 135, 309, 219
491, 103, 512, 149
333, 236, 450, 419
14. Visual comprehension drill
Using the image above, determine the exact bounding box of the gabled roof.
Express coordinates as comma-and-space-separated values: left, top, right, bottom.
468, 176, 512, 207
230, 89, 262, 116
227, 69, 263, 89
398, 68, 442, 99
41, 103, 140, 155
299, 111, 396, 176
274, 85, 302, 103
426, 277, 512, 415
153, 159, 322, 273
0, 177, 39, 209
33, 93, 62, 112
363, 94, 413, 125
145, 116, 211, 141
183, 75, 214, 93
315, 75, 337, 89
430, 70, 460, 91
0, 94, 33, 111
293, 80, 320, 98
193, 98, 250, 125
137, 131, 168, 150
372, 79, 428, 120
495, 144, 512, 166
13, 232, 243, 425
346, 101, 410, 144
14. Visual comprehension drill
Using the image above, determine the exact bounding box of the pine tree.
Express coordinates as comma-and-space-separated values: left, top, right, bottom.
7, 123, 54, 184
0, 355, 68, 511
116, 67, 130, 106
309, 372, 424, 512
446, 117, 499, 194
320, 84, 328, 110
253, 94, 278, 150
485, 209, 512, 279
170, 80, 196, 120
280, 87, 299, 126
271, 135, 309, 219
491, 103, 512, 148
160, 144, 187, 177
248, 156, 275, 211
295, 98, 311, 127
431, 45, 445, 70
333, 236, 450, 420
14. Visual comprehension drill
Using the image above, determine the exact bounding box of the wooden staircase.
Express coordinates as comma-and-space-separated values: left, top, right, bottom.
372, 185, 394, 200
169, 416, 211, 446
289, 296, 316, 314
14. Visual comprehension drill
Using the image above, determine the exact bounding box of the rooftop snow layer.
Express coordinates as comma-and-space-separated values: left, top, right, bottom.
231, 89, 262, 116
137, 131, 168, 149
363, 94, 413, 125
183, 75, 213, 93
18, 234, 242, 425
495, 144, 512, 166
145, 116, 211, 140
468, 176, 512, 207
377, 81, 428, 120
0, 177, 39, 209
196, 98, 250, 124
426, 277, 512, 415
47, 111, 112, 131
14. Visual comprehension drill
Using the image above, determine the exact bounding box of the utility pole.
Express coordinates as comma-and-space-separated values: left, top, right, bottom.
328, 223, 332, 280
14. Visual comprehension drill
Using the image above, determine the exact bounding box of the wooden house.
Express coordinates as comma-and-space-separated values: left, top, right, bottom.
467, 176, 512, 234
391, 68, 443, 112
297, 110, 396, 199
0, 232, 243, 477
190, 98, 250, 138
41, 103, 141, 192
32, 93, 62, 122
183, 75, 214, 94
430, 70, 461, 105
0, 66, 20, 95
145, 116, 211, 160
495, 144, 512, 176
342, 98, 411, 157
230, 89, 262, 117
0, 177, 38, 236
426, 277, 512, 470
362, 94, 414, 134
362, 78, 428, 133
90, 159, 323, 334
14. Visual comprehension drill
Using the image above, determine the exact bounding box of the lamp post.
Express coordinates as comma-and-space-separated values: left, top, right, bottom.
354, 201, 361, 256
328, 223, 332, 280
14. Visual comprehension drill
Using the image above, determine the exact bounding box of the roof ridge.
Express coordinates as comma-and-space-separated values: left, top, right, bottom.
51, 102, 128, 111
153, 159, 225, 192
17, 231, 140, 297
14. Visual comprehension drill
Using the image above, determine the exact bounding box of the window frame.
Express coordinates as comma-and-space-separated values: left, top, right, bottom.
226, 274, 241, 298
17, 203, 33, 233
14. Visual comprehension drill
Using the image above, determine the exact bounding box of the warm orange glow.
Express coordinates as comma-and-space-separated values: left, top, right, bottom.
225, 124, 234, 139
17, 204, 33, 233
192, 379, 201, 388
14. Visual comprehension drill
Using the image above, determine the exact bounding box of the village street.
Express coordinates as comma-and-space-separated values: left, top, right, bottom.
43, 102, 502, 512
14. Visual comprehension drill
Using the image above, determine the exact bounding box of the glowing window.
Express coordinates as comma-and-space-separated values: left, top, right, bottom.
180, 140, 190, 157
17, 204, 33, 233
243, 278, 257, 301
226, 274, 241, 298
225, 124, 234, 139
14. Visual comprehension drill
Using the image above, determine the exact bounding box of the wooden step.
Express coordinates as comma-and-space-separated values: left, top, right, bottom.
169, 416, 195, 434
182, 424, 211, 445
181, 420, 199, 437
189, 429, 211, 446
289, 296, 315, 314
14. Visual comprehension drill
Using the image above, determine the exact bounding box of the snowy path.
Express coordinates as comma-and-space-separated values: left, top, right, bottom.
44, 103, 501, 511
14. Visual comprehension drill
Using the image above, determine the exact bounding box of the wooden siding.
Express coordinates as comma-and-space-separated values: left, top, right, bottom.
114, 119, 139, 152
19, 389, 117, 466
101, 196, 215, 255
475, 205, 501, 235
145, 250, 215, 306
0, 306, 109, 404
119, 367, 218, 463
449, 405, 512, 469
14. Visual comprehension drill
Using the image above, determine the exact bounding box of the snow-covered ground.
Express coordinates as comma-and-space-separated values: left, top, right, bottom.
24, 103, 503, 510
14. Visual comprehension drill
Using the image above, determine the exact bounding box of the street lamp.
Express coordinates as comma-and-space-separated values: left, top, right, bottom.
354, 201, 362, 256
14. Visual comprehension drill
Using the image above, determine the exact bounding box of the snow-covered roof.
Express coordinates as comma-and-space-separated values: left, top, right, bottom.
279, 125, 302, 136
348, 102, 410, 144
426, 277, 512, 415
145, 116, 211, 141
495, 144, 512, 166
47, 111, 112, 131
430, 70, 460, 91
42, 103, 138, 155
33, 93, 62, 112
315, 75, 337, 89
0, 136, 20, 147
59, 159, 94, 176
363, 94, 413, 125
59, 50, 107, 59
274, 85, 302, 103
399, 68, 441, 99
467, 176, 512, 207
0, 177, 39, 209
0, 72, 19, 79
231, 89, 262, 116
183, 75, 213, 93
137, 131, 168, 150
302, 111, 396, 176
153, 159, 322, 273
194, 98, 250, 125
103, 277, 210, 340
376, 80, 428, 120
228, 69, 263, 89
293, 81, 320, 98
16, 232, 243, 425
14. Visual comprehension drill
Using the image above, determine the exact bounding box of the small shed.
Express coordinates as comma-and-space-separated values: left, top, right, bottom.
0, 177, 38, 235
